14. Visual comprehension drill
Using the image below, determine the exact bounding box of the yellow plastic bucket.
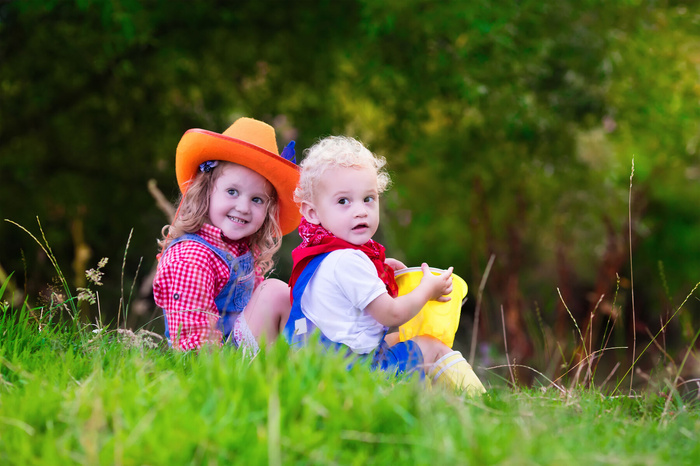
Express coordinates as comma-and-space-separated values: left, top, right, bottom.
396, 267, 468, 348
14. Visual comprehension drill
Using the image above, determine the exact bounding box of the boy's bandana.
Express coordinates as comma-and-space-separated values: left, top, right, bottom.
290, 218, 399, 299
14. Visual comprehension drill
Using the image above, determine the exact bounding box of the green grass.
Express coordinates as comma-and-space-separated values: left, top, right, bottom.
1, 302, 699, 465
1, 220, 699, 464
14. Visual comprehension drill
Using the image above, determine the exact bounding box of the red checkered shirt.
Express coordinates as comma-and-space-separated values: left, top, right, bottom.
153, 224, 258, 350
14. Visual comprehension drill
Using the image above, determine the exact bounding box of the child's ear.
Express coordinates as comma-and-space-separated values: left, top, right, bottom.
301, 201, 321, 225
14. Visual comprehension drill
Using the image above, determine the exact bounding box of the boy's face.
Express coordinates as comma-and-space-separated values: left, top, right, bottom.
302, 165, 380, 246
208, 163, 272, 241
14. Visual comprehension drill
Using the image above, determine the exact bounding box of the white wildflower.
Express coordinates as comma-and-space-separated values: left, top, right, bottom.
77, 287, 97, 304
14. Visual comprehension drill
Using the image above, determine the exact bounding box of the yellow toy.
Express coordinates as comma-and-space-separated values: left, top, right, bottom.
396, 267, 468, 348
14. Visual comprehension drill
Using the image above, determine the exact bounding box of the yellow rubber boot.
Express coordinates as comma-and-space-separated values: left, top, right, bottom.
429, 351, 486, 396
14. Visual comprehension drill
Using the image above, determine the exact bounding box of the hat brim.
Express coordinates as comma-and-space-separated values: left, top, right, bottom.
176, 129, 301, 235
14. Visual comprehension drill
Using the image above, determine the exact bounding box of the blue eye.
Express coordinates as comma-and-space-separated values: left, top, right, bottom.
252, 197, 265, 205
226, 188, 239, 196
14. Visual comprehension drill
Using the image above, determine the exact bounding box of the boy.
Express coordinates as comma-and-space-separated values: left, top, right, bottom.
286, 136, 484, 395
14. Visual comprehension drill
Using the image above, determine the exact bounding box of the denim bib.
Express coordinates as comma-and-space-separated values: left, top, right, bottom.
164, 233, 255, 343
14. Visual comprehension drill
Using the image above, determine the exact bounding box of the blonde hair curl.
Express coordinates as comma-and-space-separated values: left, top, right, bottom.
294, 135, 391, 205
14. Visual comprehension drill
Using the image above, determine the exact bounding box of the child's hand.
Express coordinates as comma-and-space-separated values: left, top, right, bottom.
385, 257, 407, 271
367, 263, 454, 328
419, 263, 453, 302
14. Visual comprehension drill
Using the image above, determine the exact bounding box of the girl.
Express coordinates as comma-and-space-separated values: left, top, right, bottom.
154, 117, 300, 353
285, 136, 485, 394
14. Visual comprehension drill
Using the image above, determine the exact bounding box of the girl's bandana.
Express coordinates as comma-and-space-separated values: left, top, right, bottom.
289, 218, 399, 299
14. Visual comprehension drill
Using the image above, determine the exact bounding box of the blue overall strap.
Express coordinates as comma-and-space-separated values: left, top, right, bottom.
162, 233, 252, 344
283, 253, 330, 347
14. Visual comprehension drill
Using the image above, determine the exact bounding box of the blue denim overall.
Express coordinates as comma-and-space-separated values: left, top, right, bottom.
283, 253, 423, 377
163, 233, 255, 346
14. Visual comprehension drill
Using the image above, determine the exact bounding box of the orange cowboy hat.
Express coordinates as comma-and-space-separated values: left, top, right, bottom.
176, 117, 301, 235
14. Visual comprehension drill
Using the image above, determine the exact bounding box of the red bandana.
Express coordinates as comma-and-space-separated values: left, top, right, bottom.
289, 218, 399, 300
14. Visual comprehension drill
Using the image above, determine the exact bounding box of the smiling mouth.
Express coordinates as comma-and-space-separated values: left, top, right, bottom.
227, 215, 248, 224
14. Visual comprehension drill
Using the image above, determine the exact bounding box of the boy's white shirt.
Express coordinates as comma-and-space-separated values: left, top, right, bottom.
301, 249, 388, 354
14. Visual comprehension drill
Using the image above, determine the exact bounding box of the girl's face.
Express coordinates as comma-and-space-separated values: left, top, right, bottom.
302, 165, 379, 246
208, 163, 272, 241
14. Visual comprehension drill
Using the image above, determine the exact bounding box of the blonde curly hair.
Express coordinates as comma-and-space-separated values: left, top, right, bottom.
294, 136, 391, 205
158, 161, 282, 278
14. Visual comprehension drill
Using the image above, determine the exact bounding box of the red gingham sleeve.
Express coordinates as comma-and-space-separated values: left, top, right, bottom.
153, 242, 227, 350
